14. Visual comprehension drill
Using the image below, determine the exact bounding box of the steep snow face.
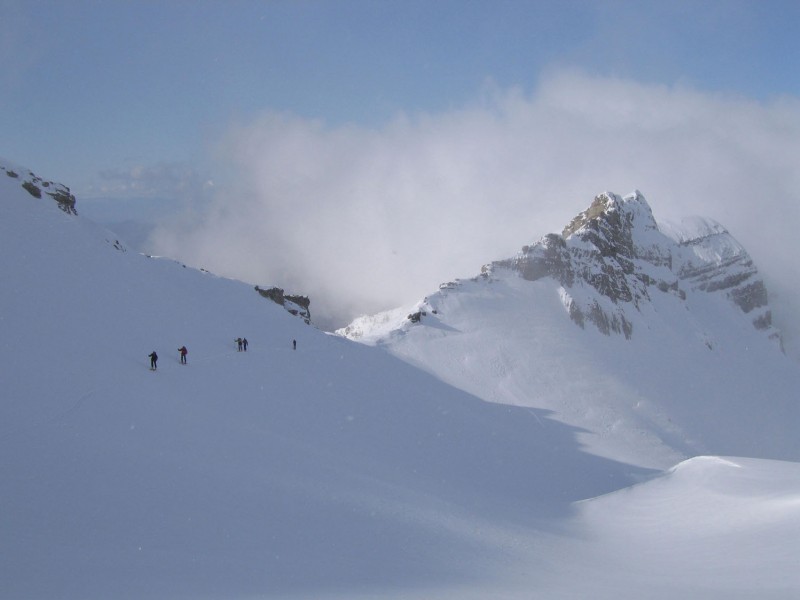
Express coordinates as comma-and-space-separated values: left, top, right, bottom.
661, 215, 776, 336
340, 192, 800, 469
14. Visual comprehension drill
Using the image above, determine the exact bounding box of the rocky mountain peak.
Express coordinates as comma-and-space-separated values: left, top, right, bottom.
561, 190, 655, 239
489, 191, 779, 345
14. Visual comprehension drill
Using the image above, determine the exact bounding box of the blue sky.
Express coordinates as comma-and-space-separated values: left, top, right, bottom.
3, 0, 798, 189
2, 0, 800, 339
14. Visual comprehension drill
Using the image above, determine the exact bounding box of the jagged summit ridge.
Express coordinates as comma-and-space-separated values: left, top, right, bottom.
489, 191, 778, 344
562, 189, 657, 238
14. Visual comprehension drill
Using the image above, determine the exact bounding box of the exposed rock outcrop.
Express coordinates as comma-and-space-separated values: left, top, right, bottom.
3, 163, 77, 215
255, 286, 311, 324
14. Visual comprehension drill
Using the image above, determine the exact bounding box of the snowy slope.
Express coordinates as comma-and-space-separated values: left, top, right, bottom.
0, 162, 643, 597
497, 456, 800, 600
340, 192, 800, 470
3, 161, 800, 600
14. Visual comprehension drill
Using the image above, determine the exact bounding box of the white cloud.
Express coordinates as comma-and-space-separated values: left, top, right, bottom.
149, 70, 800, 354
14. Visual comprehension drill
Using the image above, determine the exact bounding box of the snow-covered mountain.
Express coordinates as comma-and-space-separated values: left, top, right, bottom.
339, 191, 800, 469
3, 159, 800, 600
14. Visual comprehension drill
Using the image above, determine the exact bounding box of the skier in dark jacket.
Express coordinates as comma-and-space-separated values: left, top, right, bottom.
242, 338, 248, 351
178, 346, 188, 364
236, 337, 243, 351
149, 351, 158, 370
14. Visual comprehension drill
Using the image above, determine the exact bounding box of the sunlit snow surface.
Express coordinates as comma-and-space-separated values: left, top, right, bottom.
2, 161, 800, 599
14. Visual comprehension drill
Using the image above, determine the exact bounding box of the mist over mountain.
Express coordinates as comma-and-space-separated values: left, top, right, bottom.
340, 190, 799, 469
3, 159, 800, 599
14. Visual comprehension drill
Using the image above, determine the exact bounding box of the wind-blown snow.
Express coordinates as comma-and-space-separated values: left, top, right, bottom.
2, 162, 800, 599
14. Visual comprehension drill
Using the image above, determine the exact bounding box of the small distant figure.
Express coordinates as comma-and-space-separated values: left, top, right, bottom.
292, 339, 296, 350
242, 338, 248, 351
236, 337, 243, 352
178, 346, 188, 364
149, 351, 158, 370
